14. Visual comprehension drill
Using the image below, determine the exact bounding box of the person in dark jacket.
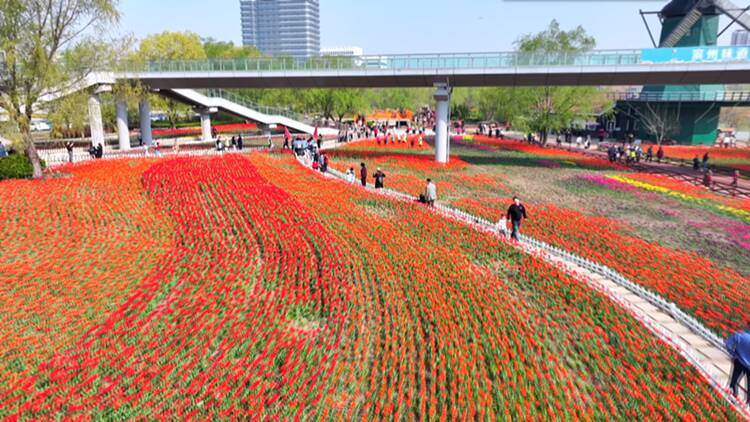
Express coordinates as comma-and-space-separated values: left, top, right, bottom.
360, 163, 368, 187
65, 141, 75, 163
726, 321, 750, 404
95, 143, 103, 159
506, 196, 528, 241
373, 168, 386, 189
237, 134, 243, 150
693, 155, 700, 171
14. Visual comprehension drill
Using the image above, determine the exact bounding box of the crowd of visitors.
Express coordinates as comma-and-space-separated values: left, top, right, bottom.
606, 143, 656, 164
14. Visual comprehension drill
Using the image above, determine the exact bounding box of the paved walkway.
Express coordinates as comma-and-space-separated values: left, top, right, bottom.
307, 147, 750, 418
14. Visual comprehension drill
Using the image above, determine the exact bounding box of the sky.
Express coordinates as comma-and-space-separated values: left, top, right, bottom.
118, 0, 737, 53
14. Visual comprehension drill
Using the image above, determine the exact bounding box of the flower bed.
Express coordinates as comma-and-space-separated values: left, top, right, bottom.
653, 145, 750, 173
328, 141, 750, 338
0, 154, 739, 419
152, 122, 258, 138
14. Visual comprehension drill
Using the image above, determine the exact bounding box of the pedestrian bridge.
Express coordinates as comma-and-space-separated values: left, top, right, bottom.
95, 46, 750, 88
78, 45, 750, 163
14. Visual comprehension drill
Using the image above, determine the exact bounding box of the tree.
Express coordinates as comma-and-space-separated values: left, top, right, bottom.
365, 88, 430, 112
0, 0, 119, 177
138, 32, 206, 129
203, 38, 261, 60
479, 20, 611, 142
629, 102, 681, 145
45, 91, 89, 139
331, 89, 366, 124
139, 31, 206, 62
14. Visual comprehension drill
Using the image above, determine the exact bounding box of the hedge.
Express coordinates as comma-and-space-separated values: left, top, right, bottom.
0, 154, 46, 180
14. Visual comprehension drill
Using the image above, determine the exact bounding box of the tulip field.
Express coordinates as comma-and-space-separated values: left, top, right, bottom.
652, 144, 750, 173
328, 136, 750, 338
0, 152, 743, 418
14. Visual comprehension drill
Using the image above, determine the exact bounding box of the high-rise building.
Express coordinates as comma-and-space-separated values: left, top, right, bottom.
731, 29, 750, 46
240, 0, 320, 58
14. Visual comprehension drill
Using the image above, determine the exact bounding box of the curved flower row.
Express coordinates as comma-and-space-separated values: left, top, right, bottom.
0, 153, 740, 418
328, 140, 749, 338
0, 160, 174, 391
609, 173, 750, 217
251, 153, 739, 420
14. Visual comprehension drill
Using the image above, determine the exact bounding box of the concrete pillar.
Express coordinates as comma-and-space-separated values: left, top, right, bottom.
88, 93, 104, 148
116, 99, 130, 151
139, 97, 153, 146
197, 107, 218, 143
200, 111, 212, 143
433, 83, 452, 163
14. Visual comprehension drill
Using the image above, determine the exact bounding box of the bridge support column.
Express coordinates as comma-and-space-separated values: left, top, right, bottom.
198, 107, 218, 143
88, 91, 105, 148
116, 99, 130, 151
139, 97, 153, 146
433, 83, 452, 164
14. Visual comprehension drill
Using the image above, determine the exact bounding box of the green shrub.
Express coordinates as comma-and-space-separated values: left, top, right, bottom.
0, 154, 45, 180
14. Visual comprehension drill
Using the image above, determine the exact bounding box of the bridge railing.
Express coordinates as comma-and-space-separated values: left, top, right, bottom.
612, 90, 750, 102
118, 49, 649, 73
200, 89, 313, 123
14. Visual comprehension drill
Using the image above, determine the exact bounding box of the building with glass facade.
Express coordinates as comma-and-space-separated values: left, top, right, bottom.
240, 0, 320, 58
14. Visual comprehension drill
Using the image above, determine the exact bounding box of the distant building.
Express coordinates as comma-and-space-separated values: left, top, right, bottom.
731, 29, 750, 46
321, 47, 364, 66
320, 47, 364, 58
240, 0, 320, 58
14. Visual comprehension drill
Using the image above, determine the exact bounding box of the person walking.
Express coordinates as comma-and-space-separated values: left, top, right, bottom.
360, 163, 368, 187
607, 145, 616, 163
703, 169, 713, 189
726, 322, 750, 405
656, 146, 664, 163
65, 141, 75, 163
424, 178, 437, 207
646, 146, 653, 162
693, 155, 701, 171
373, 168, 386, 189
702, 152, 710, 172
237, 134, 244, 151
506, 196, 528, 241
346, 168, 356, 184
